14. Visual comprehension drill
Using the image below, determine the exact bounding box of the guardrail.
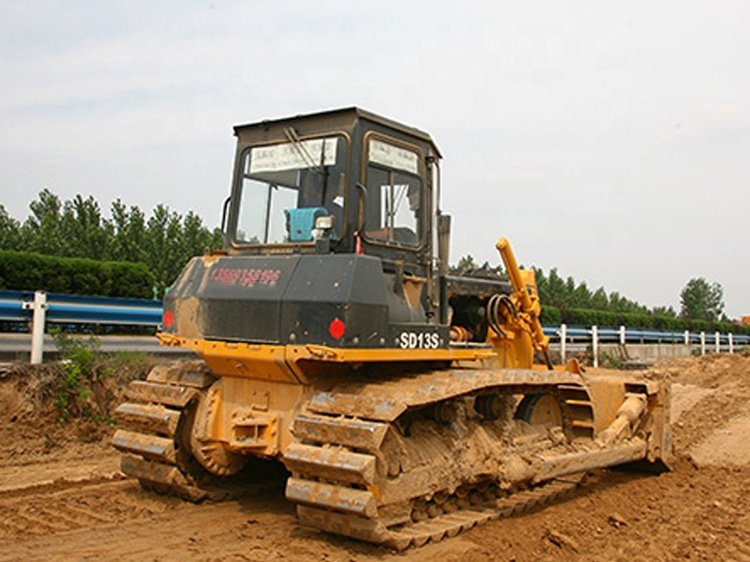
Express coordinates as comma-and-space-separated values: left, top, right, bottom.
542, 324, 750, 367
2, 290, 748, 366
0, 290, 162, 363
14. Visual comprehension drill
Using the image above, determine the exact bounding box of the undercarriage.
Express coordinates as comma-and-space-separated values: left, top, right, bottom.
113, 360, 670, 549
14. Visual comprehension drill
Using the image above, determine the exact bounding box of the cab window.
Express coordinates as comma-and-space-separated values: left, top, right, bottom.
364, 138, 422, 247
234, 135, 347, 245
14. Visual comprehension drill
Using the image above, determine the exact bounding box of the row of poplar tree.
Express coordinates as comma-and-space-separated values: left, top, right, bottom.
0, 189, 222, 292
1, 189, 728, 323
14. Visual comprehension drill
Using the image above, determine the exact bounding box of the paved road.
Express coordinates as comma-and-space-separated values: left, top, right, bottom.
0, 333, 195, 361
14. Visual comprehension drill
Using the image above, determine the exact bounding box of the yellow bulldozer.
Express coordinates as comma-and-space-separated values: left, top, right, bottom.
113, 108, 671, 549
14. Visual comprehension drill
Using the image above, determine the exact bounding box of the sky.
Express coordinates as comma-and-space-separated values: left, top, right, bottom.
1, 1, 748, 317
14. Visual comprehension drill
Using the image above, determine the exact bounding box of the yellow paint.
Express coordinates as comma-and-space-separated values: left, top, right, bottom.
158, 333, 499, 383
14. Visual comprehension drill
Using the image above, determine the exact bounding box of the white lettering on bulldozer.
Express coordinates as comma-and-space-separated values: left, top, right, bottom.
399, 331, 440, 349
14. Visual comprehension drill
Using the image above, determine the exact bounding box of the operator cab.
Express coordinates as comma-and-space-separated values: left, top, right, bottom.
165, 107, 513, 351
226, 107, 440, 276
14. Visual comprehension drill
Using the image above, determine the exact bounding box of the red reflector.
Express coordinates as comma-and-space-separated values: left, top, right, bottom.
329, 318, 345, 339
163, 310, 174, 328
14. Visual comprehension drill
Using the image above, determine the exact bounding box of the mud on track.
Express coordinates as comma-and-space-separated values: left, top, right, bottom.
0, 354, 749, 561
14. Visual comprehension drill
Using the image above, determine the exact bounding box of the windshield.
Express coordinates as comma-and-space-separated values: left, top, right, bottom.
234, 135, 347, 245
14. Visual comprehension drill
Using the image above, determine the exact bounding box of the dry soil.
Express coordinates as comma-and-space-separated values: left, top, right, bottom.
0, 354, 748, 562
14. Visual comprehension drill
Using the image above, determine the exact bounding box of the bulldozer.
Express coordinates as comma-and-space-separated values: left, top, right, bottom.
112, 107, 671, 549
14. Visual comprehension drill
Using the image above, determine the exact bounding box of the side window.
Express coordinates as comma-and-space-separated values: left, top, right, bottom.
364, 139, 422, 247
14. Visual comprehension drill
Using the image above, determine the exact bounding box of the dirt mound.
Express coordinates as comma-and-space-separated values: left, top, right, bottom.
645, 351, 750, 388
0, 354, 152, 474
645, 354, 750, 461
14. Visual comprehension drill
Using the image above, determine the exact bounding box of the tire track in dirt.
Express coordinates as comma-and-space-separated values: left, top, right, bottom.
0, 478, 182, 542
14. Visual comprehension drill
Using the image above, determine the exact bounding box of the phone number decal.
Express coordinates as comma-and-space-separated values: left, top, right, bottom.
210, 267, 281, 287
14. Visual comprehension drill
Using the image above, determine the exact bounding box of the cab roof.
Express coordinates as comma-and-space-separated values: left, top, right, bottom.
233, 106, 441, 158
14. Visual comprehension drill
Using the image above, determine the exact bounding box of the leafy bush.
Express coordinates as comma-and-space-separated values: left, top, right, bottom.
0, 251, 155, 298
554, 307, 747, 336
540, 305, 562, 324
48, 330, 155, 423
51, 329, 106, 422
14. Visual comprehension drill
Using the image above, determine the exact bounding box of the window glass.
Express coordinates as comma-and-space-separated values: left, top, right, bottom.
364, 139, 422, 247
235, 135, 346, 245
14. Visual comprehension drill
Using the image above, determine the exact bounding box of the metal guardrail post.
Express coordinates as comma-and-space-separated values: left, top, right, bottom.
728, 333, 734, 354
715, 332, 721, 353
22, 291, 48, 364
591, 325, 599, 368
684, 330, 690, 346
560, 324, 567, 364
619, 325, 626, 346
700, 332, 706, 356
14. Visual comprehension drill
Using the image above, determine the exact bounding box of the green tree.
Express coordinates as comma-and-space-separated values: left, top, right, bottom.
20, 188, 67, 255
590, 287, 609, 310
680, 277, 724, 321
652, 305, 677, 318
60, 194, 112, 260
144, 204, 184, 290
546, 268, 567, 308
110, 199, 148, 264
453, 255, 477, 272
0, 205, 21, 250
571, 280, 592, 309
180, 211, 216, 261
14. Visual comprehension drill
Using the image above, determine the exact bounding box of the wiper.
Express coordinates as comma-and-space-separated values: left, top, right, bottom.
284, 127, 325, 175
284, 126, 331, 204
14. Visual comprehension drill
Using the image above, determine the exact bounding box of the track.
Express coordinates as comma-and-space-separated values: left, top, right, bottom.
111, 361, 242, 501
282, 367, 609, 549
296, 476, 583, 549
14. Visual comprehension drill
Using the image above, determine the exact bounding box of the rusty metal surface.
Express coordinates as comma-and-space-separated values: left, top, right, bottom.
125, 380, 197, 408
535, 440, 648, 483
297, 505, 390, 545
121, 455, 186, 488
146, 361, 216, 389
296, 477, 582, 550
120, 455, 209, 502
112, 430, 177, 464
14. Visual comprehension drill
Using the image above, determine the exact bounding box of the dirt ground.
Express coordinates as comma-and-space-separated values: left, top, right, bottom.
0, 354, 749, 562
